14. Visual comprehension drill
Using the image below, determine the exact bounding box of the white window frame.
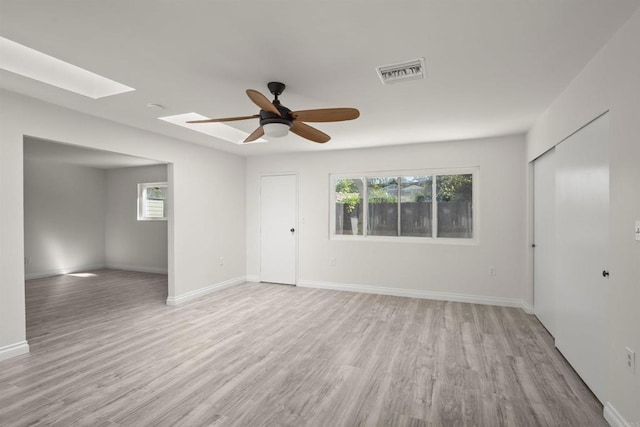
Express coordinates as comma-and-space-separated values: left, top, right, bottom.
330, 168, 479, 245
137, 182, 168, 221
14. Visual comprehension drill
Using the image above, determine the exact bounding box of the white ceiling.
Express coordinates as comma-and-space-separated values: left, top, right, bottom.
24, 137, 164, 169
2, 1, 639, 157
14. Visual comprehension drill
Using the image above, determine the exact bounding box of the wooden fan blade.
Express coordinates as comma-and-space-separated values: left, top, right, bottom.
246, 89, 280, 116
290, 108, 360, 123
187, 115, 259, 124
290, 121, 330, 143
244, 126, 264, 143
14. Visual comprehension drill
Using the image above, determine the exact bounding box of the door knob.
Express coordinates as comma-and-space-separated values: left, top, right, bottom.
290, 228, 295, 233
602, 270, 609, 278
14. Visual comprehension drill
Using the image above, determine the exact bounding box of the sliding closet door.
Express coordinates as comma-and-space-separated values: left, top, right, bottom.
533, 148, 556, 336
555, 113, 609, 403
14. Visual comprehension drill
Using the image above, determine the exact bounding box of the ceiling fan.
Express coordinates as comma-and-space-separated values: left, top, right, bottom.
187, 82, 360, 144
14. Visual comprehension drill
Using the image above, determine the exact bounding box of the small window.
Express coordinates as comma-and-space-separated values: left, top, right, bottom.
138, 182, 168, 221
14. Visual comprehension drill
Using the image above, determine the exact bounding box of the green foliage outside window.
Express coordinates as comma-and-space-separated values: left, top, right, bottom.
147, 187, 166, 200
367, 178, 397, 204
436, 174, 472, 202
335, 179, 361, 214
367, 186, 396, 203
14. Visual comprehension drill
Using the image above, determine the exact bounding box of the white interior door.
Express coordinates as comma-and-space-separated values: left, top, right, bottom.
260, 174, 297, 285
555, 113, 609, 403
533, 148, 556, 336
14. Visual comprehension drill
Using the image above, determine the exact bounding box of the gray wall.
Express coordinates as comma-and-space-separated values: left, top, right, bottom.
24, 159, 106, 278
23, 161, 169, 278
105, 165, 168, 272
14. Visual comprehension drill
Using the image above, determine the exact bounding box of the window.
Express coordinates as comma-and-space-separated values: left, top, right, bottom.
401, 176, 432, 237
436, 174, 473, 238
334, 178, 363, 235
138, 182, 168, 221
367, 177, 398, 236
331, 170, 476, 242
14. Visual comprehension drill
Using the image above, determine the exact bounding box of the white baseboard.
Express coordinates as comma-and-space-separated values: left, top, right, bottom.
166, 276, 247, 306
0, 341, 30, 361
246, 275, 260, 283
297, 280, 523, 308
25, 264, 107, 280
106, 264, 168, 274
521, 302, 535, 314
604, 402, 632, 427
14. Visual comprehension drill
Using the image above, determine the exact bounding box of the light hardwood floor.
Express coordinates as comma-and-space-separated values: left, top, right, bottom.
0, 269, 605, 426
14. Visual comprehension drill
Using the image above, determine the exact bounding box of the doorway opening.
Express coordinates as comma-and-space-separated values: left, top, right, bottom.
23, 137, 172, 340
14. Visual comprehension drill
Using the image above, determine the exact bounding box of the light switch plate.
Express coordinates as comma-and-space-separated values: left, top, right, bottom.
635, 220, 640, 241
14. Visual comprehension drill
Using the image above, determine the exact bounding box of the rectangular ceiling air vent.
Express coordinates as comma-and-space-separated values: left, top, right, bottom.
375, 58, 426, 85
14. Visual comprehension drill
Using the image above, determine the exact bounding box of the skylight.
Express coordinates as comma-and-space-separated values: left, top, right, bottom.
0, 36, 135, 99
159, 113, 267, 144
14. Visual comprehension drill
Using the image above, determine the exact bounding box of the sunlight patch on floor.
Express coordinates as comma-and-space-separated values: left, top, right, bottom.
66, 272, 97, 278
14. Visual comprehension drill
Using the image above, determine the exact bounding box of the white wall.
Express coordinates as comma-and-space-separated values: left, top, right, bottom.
0, 90, 246, 358
105, 165, 168, 273
247, 135, 527, 305
527, 9, 640, 424
24, 159, 106, 278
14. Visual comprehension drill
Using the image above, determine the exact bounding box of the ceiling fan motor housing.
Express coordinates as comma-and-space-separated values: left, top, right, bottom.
260, 104, 293, 128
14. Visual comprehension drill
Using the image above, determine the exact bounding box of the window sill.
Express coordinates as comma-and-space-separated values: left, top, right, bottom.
330, 234, 478, 245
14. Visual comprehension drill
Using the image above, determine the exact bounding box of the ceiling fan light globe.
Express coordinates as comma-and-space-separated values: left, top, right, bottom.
263, 122, 290, 138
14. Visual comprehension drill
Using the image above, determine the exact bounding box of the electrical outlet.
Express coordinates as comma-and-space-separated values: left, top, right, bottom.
24, 257, 31, 265
489, 267, 496, 276
219, 257, 224, 266
635, 220, 640, 241
626, 347, 636, 373
329, 257, 336, 266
